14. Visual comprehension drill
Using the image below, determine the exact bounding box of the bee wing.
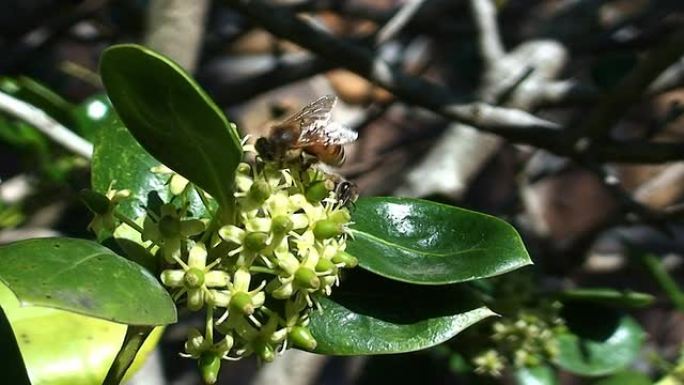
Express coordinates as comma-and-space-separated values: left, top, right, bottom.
316, 122, 358, 145
277, 95, 336, 132
288, 95, 358, 146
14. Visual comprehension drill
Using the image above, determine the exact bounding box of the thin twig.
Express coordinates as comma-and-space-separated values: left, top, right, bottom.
376, 0, 428, 45
0, 91, 93, 159
575, 27, 684, 142
468, 0, 504, 67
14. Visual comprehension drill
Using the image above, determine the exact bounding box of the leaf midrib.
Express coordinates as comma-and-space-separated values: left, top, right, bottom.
351, 229, 510, 258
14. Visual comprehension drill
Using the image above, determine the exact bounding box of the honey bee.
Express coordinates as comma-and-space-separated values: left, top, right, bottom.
255, 95, 358, 167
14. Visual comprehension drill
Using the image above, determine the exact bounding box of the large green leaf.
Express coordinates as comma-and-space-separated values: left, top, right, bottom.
593, 371, 653, 385
0, 305, 31, 385
514, 365, 558, 385
309, 271, 496, 355
559, 288, 655, 309
346, 197, 532, 284
0, 238, 176, 325
554, 304, 645, 376
91, 116, 211, 222
0, 283, 162, 385
99, 44, 242, 214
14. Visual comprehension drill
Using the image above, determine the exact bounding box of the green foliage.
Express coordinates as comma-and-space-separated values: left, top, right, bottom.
347, 197, 532, 284
558, 288, 655, 309
0, 305, 31, 385
0, 238, 176, 325
592, 371, 653, 385
310, 271, 495, 355
91, 115, 211, 222
1, 44, 541, 384
514, 365, 558, 385
99, 44, 242, 216
554, 305, 645, 376
0, 283, 162, 385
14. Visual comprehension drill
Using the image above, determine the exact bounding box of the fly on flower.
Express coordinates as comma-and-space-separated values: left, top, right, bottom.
255, 95, 358, 167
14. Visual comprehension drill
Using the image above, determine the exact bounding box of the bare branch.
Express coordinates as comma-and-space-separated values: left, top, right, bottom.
0, 91, 93, 159
376, 0, 428, 45
576, 27, 684, 142
145, 0, 210, 73
225, 0, 559, 136
528, 80, 599, 107
468, 0, 504, 66
206, 55, 334, 106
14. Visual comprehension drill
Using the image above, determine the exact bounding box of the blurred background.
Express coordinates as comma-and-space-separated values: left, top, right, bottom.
1, 0, 683, 384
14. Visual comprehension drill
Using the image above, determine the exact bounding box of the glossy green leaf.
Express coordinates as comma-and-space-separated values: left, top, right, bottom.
0, 305, 32, 385
99, 44, 242, 214
554, 305, 645, 376
0, 238, 176, 325
309, 271, 496, 355
559, 288, 655, 309
514, 365, 558, 385
593, 371, 653, 385
91, 117, 212, 222
346, 197, 532, 284
0, 283, 162, 385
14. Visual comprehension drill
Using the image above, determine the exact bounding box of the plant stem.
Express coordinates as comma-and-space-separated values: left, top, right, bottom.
102, 325, 154, 385
114, 211, 145, 234
640, 253, 684, 312
249, 265, 277, 275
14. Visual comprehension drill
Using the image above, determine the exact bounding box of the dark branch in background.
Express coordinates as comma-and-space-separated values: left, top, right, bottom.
224, 0, 559, 132
375, 0, 428, 45
204, 55, 334, 106
224, 0, 684, 164
575, 27, 684, 143
0, 0, 111, 73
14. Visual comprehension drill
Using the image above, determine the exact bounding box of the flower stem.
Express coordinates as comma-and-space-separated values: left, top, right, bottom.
640, 253, 684, 312
102, 325, 154, 385
114, 211, 145, 234
249, 266, 277, 275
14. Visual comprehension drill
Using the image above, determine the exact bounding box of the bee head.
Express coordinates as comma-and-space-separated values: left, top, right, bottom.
255, 137, 276, 161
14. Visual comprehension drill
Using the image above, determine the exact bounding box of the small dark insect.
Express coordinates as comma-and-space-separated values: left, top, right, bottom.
255, 95, 358, 166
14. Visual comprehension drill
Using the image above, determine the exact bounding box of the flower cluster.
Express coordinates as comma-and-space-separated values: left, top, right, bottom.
83, 143, 357, 384
473, 303, 565, 376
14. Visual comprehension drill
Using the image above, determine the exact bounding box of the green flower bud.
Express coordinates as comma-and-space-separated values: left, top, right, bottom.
237, 162, 251, 174
295, 267, 320, 290
328, 210, 351, 224
289, 326, 317, 351
248, 180, 271, 204
305, 180, 334, 203
185, 268, 205, 289
198, 352, 221, 384
271, 215, 293, 235
159, 215, 181, 237
230, 291, 255, 315
244, 232, 268, 252
256, 341, 275, 362
315, 258, 336, 274
79, 189, 111, 214
332, 251, 358, 268
313, 220, 342, 240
